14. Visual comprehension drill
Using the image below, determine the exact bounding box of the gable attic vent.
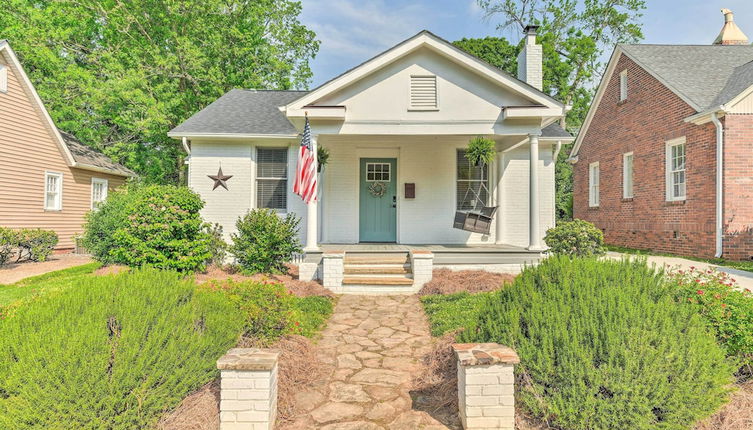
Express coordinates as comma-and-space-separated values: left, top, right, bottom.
410, 75, 438, 110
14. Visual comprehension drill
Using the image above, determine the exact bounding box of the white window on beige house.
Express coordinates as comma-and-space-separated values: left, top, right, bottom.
410, 75, 438, 110
44, 171, 63, 210
256, 147, 288, 211
91, 178, 108, 209
589, 162, 600, 207
0, 64, 7, 93
619, 69, 628, 101
666, 137, 686, 201
623, 152, 634, 198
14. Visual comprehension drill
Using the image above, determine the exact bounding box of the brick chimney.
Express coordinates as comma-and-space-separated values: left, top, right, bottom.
517, 25, 543, 90
713, 8, 749, 45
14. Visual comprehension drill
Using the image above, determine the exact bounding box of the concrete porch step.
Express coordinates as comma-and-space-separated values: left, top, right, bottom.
342, 276, 414, 286
344, 253, 410, 265
343, 265, 411, 275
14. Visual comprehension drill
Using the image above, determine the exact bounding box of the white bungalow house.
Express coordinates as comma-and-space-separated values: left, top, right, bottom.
169, 28, 573, 293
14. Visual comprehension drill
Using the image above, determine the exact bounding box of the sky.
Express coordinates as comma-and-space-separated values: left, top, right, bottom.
299, 0, 753, 86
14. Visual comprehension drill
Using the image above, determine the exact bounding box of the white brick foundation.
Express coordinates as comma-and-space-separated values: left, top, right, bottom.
410, 250, 434, 288
297, 262, 319, 282
217, 348, 279, 430
322, 251, 345, 288
453, 343, 520, 430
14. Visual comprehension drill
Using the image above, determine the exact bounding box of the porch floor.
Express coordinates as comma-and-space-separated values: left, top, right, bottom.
319, 243, 533, 253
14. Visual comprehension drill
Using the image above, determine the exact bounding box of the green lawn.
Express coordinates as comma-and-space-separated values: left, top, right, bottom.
606, 244, 753, 273
0, 262, 101, 307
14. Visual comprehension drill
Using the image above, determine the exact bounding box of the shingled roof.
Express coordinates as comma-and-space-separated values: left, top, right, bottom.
58, 130, 136, 177
169, 89, 307, 136
620, 44, 753, 110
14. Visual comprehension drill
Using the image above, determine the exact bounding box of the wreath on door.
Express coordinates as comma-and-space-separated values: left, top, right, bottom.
368, 181, 387, 197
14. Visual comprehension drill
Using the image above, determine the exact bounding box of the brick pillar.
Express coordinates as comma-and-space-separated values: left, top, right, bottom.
322, 251, 344, 289
217, 348, 279, 430
453, 343, 520, 430
298, 262, 319, 282
410, 250, 434, 288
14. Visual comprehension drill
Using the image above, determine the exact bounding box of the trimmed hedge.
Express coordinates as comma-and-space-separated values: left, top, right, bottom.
460, 257, 734, 430
544, 219, 605, 257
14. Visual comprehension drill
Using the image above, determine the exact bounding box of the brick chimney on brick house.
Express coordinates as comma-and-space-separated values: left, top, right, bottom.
713, 8, 749, 45
517, 25, 543, 90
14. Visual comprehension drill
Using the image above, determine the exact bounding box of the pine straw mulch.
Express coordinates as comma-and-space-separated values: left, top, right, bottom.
159, 335, 326, 430
695, 380, 753, 430
417, 268, 516, 296
194, 264, 334, 298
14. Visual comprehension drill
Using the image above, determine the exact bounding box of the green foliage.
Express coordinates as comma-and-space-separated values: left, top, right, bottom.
465, 136, 496, 166
84, 184, 212, 271
0, 0, 318, 183
0, 269, 246, 429
230, 209, 302, 274
317, 146, 330, 172
544, 219, 605, 257
421, 292, 494, 336
667, 268, 753, 375
461, 257, 734, 430
204, 223, 228, 266
15, 229, 59, 262
0, 227, 18, 266
453, 37, 518, 73
203, 279, 333, 344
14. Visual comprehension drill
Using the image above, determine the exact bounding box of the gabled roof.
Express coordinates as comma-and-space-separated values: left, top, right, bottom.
168, 89, 306, 137
620, 44, 753, 110
570, 43, 753, 158
286, 30, 565, 113
540, 122, 573, 140
0, 40, 135, 177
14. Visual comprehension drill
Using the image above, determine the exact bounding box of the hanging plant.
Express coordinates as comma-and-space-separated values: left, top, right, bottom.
317, 146, 330, 172
466, 136, 496, 166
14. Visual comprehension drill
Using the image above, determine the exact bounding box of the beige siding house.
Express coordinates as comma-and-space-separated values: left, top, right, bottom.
0, 40, 134, 251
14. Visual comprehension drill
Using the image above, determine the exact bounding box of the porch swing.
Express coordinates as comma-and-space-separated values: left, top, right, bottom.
453, 173, 498, 235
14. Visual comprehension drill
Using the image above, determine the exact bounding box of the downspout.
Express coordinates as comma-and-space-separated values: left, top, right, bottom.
711, 112, 724, 258
182, 136, 192, 185
181, 136, 191, 154
553, 140, 562, 160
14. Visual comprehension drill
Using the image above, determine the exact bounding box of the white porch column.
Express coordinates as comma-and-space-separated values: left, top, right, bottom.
304, 134, 319, 252
528, 133, 543, 251
495, 151, 505, 244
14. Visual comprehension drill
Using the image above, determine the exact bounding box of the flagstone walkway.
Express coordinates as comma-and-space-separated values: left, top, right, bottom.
282, 295, 459, 430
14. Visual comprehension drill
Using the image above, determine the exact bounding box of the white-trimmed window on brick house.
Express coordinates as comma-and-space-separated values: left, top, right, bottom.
619, 69, 628, 101
589, 162, 600, 207
666, 137, 686, 201
410, 75, 438, 110
91, 178, 108, 209
256, 147, 288, 211
623, 152, 634, 199
456, 149, 489, 210
44, 171, 63, 210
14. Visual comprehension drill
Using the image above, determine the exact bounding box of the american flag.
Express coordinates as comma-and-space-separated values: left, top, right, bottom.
293, 116, 317, 203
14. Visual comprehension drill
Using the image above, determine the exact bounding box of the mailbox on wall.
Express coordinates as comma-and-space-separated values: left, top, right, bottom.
405, 183, 415, 199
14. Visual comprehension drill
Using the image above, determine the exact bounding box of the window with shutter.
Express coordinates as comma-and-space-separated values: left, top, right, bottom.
410, 75, 437, 110
456, 150, 489, 210
256, 147, 288, 210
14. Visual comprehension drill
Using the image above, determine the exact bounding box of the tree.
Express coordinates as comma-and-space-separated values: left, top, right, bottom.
0, 0, 319, 184
465, 0, 645, 219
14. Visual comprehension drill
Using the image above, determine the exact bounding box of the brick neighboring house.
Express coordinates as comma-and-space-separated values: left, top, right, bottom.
570, 10, 753, 261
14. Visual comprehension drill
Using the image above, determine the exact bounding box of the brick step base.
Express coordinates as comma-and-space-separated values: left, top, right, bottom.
343, 265, 411, 275
342, 276, 414, 285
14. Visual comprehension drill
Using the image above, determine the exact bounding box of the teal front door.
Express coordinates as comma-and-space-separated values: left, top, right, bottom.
359, 158, 397, 242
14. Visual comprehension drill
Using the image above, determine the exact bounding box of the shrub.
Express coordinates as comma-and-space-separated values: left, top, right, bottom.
84, 184, 212, 271
667, 267, 753, 376
466, 136, 496, 165
230, 209, 302, 274
0, 269, 245, 429
16, 229, 58, 262
461, 257, 734, 430
203, 279, 333, 344
204, 223, 228, 266
0, 227, 18, 266
544, 219, 605, 257
421, 291, 494, 336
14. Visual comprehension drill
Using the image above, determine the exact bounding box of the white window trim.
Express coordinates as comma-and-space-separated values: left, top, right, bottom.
622, 152, 634, 199
408, 74, 439, 111
255, 146, 289, 212
0, 64, 7, 93
44, 171, 63, 211
456, 149, 490, 210
589, 162, 600, 207
619, 69, 628, 101
91, 178, 109, 209
665, 136, 687, 202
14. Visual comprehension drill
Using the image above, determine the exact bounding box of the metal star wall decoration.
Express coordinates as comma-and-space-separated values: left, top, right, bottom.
208, 167, 233, 190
